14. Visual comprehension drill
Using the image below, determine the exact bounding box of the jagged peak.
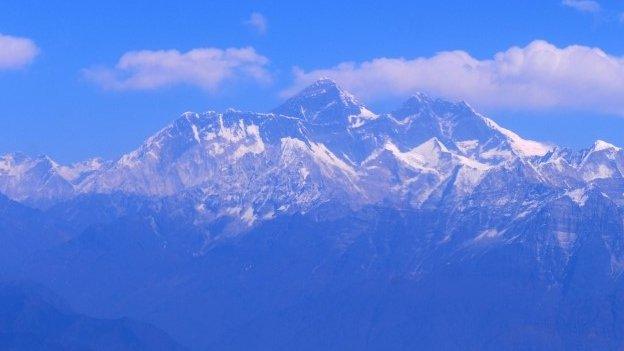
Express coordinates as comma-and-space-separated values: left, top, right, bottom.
392, 93, 476, 120
181, 111, 197, 118
288, 78, 357, 103
1, 153, 61, 168
309, 77, 339, 88
591, 139, 621, 152
394, 93, 434, 114
272, 78, 366, 122
482, 117, 551, 157
0, 153, 65, 176
577, 139, 622, 169
403, 92, 435, 106
70, 157, 107, 168
36, 154, 59, 164
1, 152, 29, 162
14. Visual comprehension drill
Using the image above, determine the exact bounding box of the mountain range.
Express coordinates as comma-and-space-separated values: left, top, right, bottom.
2, 79, 624, 350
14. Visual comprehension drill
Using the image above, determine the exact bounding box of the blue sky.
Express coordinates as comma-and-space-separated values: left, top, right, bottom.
2, 0, 624, 163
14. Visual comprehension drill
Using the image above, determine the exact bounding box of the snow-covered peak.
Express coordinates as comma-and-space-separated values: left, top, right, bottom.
482, 117, 552, 157
0, 153, 76, 204
3, 81, 623, 223
37, 154, 61, 168
412, 137, 449, 156
304, 77, 343, 91
591, 140, 621, 153
0, 153, 60, 175
571, 139, 624, 183
57, 158, 108, 182
0, 153, 30, 175
385, 93, 551, 164
577, 139, 623, 167
392, 93, 474, 119
278, 78, 358, 109
273, 79, 372, 125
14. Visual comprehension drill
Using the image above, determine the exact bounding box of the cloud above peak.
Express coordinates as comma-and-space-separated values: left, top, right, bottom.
284, 40, 624, 115
562, 0, 601, 13
84, 46, 271, 91
0, 34, 39, 70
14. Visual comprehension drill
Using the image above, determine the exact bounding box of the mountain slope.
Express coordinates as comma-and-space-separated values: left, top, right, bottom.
0, 282, 186, 351
0, 80, 571, 222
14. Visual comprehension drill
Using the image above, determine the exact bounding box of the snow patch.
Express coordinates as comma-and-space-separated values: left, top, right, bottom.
582, 164, 614, 181
475, 228, 500, 241
241, 207, 256, 225
348, 106, 379, 128
191, 124, 201, 143
456, 140, 479, 154
566, 188, 589, 206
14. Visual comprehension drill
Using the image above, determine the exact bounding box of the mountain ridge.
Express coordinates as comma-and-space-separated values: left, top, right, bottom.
3, 81, 624, 350
0, 79, 617, 198
1, 78, 623, 249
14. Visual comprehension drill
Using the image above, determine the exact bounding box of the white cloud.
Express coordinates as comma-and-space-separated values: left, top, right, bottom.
0, 34, 39, 70
284, 40, 624, 115
84, 46, 271, 91
245, 12, 268, 35
562, 0, 601, 13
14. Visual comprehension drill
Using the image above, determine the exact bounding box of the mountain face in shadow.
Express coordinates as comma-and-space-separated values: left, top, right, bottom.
0, 282, 186, 351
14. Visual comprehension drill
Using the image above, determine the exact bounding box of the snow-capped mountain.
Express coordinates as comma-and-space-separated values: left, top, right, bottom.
0, 153, 106, 204
1, 78, 623, 234
0, 81, 614, 207
3, 78, 624, 276
4, 79, 624, 351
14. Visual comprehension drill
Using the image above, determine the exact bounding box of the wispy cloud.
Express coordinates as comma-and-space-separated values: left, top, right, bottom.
562, 0, 601, 13
284, 40, 624, 115
84, 46, 271, 91
245, 12, 268, 35
0, 34, 39, 70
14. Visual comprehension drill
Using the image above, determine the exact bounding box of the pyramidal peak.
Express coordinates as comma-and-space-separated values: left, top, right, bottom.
413, 137, 449, 155
273, 78, 375, 124
276, 78, 358, 108
576, 140, 623, 169
592, 139, 621, 152
299, 78, 356, 101
394, 92, 472, 115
